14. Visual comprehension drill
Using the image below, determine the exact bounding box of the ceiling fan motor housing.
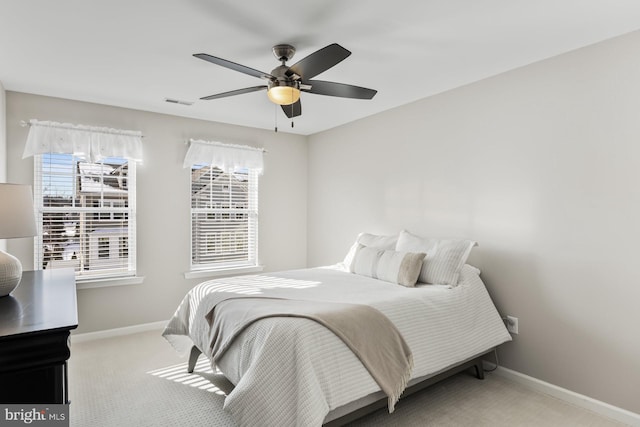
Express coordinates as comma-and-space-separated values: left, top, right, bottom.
268, 79, 300, 91
268, 64, 300, 90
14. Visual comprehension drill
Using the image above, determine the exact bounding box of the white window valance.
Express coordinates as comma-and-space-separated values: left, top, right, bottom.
183, 139, 264, 174
22, 119, 143, 162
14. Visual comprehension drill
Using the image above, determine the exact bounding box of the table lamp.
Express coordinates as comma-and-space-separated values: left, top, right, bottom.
0, 183, 38, 297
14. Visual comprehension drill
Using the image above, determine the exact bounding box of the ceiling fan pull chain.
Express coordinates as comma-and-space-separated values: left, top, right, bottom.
274, 104, 278, 133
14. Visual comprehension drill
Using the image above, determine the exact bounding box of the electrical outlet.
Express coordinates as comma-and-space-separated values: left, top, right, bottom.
506, 316, 519, 335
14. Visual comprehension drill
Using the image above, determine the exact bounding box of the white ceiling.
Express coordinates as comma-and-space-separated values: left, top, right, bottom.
2, 1, 640, 135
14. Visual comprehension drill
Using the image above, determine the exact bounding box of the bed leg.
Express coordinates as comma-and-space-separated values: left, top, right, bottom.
188, 346, 202, 373
473, 358, 485, 380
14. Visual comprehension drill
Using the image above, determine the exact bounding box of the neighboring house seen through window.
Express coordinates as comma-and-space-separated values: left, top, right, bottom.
33, 153, 137, 281
190, 164, 258, 271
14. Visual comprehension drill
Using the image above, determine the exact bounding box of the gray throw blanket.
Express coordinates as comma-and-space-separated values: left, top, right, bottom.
205, 297, 413, 412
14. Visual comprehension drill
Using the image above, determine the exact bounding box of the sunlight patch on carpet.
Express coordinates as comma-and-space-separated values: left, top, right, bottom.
147, 359, 227, 395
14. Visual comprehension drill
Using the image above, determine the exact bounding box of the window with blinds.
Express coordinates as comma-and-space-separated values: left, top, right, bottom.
191, 164, 258, 270
33, 153, 136, 280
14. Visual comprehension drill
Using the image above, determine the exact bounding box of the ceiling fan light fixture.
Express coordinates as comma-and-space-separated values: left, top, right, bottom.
267, 83, 300, 106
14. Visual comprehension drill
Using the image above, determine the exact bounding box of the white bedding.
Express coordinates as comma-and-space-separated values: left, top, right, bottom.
163, 264, 511, 426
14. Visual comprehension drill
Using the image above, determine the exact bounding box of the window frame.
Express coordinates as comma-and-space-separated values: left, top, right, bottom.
187, 164, 261, 277
33, 153, 139, 285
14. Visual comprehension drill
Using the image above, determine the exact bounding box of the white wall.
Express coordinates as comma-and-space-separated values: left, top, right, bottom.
6, 92, 308, 334
0, 81, 6, 252
0, 81, 5, 182
308, 31, 640, 414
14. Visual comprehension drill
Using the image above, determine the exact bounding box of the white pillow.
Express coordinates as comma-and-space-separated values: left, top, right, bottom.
343, 232, 398, 267
357, 232, 398, 249
395, 230, 477, 286
349, 244, 426, 287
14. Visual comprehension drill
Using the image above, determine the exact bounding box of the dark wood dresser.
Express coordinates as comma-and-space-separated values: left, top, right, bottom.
0, 269, 77, 404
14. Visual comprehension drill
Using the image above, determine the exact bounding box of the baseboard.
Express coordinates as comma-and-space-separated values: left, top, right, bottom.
494, 366, 640, 427
70, 320, 167, 344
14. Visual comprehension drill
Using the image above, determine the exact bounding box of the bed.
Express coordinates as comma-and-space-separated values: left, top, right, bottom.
163, 255, 512, 426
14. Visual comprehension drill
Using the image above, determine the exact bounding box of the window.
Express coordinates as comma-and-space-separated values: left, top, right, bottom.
33, 153, 137, 281
190, 164, 258, 271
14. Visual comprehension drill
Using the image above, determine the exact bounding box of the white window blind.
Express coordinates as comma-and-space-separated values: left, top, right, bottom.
33, 153, 137, 280
185, 140, 262, 271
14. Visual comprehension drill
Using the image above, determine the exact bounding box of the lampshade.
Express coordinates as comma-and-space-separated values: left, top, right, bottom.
267, 86, 301, 106
0, 183, 38, 297
0, 184, 38, 239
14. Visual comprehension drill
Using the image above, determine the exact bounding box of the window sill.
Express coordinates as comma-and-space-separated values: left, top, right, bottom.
76, 275, 145, 290
184, 265, 264, 280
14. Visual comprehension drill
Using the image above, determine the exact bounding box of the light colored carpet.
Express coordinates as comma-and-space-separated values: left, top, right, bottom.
69, 329, 624, 427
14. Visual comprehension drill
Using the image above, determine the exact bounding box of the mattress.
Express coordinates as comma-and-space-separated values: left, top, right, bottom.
163, 264, 511, 426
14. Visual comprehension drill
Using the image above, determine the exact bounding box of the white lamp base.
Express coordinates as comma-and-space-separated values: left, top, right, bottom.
0, 250, 23, 297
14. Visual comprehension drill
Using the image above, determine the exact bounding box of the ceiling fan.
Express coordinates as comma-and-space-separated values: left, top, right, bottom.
194, 43, 377, 119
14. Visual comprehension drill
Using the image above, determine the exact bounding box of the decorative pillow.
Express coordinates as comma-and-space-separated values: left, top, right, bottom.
395, 230, 477, 286
356, 232, 398, 249
349, 244, 426, 287
343, 232, 398, 267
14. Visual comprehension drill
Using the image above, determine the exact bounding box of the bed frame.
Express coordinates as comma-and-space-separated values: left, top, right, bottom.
324, 350, 491, 426
186, 345, 493, 426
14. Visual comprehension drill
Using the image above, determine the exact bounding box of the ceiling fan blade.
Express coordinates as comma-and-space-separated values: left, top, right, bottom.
200, 85, 267, 100
285, 43, 351, 80
194, 53, 274, 80
281, 99, 302, 118
302, 80, 377, 99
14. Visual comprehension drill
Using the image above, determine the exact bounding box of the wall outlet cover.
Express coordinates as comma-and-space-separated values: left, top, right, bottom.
506, 316, 519, 334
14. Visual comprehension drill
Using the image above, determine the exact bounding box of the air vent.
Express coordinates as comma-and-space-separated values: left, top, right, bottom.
164, 98, 193, 106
